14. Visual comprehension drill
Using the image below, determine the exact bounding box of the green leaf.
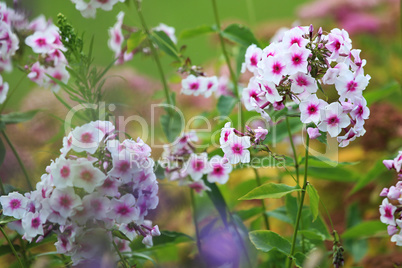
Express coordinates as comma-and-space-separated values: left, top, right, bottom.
316, 130, 327, 145
266, 116, 303, 144
299, 166, 358, 182
0, 110, 41, 124
341, 220, 386, 239
239, 183, 301, 200
203, 178, 228, 226
0, 244, 21, 257
217, 95, 237, 117
222, 24, 259, 47
236, 207, 263, 221
160, 107, 184, 143
249, 230, 291, 255
344, 203, 368, 262
306, 184, 319, 222
179, 25, 216, 39
0, 216, 17, 225
285, 194, 298, 224
127, 30, 146, 52
266, 206, 293, 224
350, 159, 385, 194
152, 231, 193, 246
150, 31, 180, 61
236, 45, 247, 76
365, 80, 401, 106
0, 137, 5, 167
300, 155, 358, 168
294, 252, 306, 268
298, 230, 325, 241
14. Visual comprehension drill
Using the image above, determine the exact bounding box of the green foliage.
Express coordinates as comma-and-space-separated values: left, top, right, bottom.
306, 184, 320, 222
150, 31, 181, 61
249, 230, 291, 255
350, 159, 386, 194
222, 24, 260, 47
179, 25, 217, 39
344, 203, 368, 262
365, 80, 401, 106
341, 220, 386, 239
160, 94, 184, 143
299, 166, 359, 182
217, 95, 237, 117
239, 183, 301, 200
0, 110, 41, 125
127, 31, 147, 52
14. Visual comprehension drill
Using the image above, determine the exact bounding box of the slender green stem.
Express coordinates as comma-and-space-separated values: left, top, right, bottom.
18, 237, 28, 267
0, 74, 25, 114
0, 176, 5, 195
0, 226, 25, 268
133, 0, 172, 107
112, 239, 129, 268
253, 168, 270, 230
211, 0, 244, 128
286, 117, 299, 186
287, 137, 309, 268
190, 189, 203, 260
2, 131, 33, 191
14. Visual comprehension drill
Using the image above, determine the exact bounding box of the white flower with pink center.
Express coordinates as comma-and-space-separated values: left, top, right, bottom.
74, 161, 106, 193
221, 134, 251, 164
71, 0, 97, 18
50, 156, 75, 188
335, 70, 370, 100
108, 11, 124, 57
394, 152, 402, 173
82, 193, 111, 220
350, 49, 366, 75
350, 97, 370, 128
258, 54, 287, 85
153, 23, 177, 44
290, 72, 317, 94
259, 79, 282, 103
380, 198, 397, 226
337, 128, 358, 148
97, 176, 121, 198
108, 194, 139, 224
307, 127, 321, 139
318, 103, 350, 137
254, 127, 268, 143
186, 153, 210, 181
322, 63, 348, 85
90, 120, 115, 136
242, 77, 266, 111
261, 42, 282, 58
0, 192, 27, 219
0, 74, 9, 104
242, 44, 262, 74
49, 188, 81, 218
250, 98, 271, 122
285, 44, 310, 75
391, 231, 402, 246
45, 64, 70, 93
207, 155, 232, 184
119, 223, 138, 241
220, 122, 234, 146
181, 74, 206, 96
325, 28, 352, 61
188, 180, 211, 194
281, 27, 309, 49
0, 22, 19, 57
203, 76, 218, 98
27, 62, 46, 86
299, 94, 328, 124
70, 123, 104, 154
22, 212, 46, 242
25, 30, 56, 54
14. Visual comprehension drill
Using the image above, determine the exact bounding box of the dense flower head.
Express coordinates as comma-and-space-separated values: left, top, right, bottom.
181, 74, 220, 98
0, 121, 160, 265
379, 152, 402, 245
160, 131, 233, 194
241, 25, 370, 147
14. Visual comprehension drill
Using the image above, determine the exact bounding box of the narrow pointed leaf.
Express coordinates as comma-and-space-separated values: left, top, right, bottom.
239, 183, 301, 200
306, 184, 319, 222
249, 230, 291, 255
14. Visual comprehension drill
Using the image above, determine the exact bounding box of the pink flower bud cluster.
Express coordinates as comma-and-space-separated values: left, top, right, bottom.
71, 0, 125, 19
219, 122, 268, 165
161, 131, 233, 193
241, 25, 370, 147
379, 151, 402, 245
0, 121, 160, 265
25, 15, 69, 92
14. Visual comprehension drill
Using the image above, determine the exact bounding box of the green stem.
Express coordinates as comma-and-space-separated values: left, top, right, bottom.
2, 131, 33, 191
0, 176, 5, 195
18, 237, 28, 267
287, 136, 309, 268
211, 0, 244, 128
133, 0, 172, 107
112, 239, 129, 268
253, 168, 270, 230
190, 189, 204, 261
0, 226, 25, 268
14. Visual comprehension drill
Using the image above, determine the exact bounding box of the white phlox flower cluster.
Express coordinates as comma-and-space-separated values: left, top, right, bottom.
181, 74, 220, 98
241, 25, 370, 147
379, 151, 402, 245
0, 120, 160, 265
25, 15, 69, 92
160, 131, 233, 193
